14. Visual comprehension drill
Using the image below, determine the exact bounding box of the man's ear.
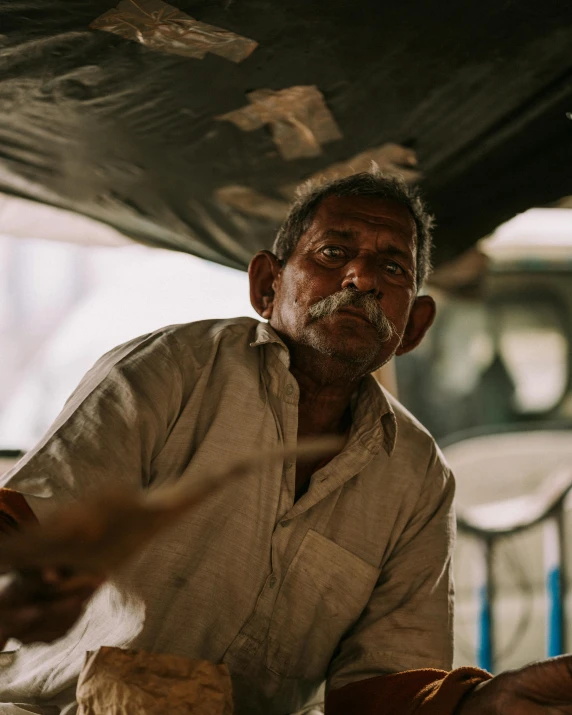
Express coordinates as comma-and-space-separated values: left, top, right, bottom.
248, 250, 283, 319
395, 295, 436, 356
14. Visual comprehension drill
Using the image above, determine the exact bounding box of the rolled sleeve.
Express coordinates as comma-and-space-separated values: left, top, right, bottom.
0, 330, 185, 521
327, 448, 456, 692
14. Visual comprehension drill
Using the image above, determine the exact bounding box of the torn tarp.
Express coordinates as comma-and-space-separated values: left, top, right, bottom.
217, 86, 342, 160
0, 439, 340, 573
90, 0, 258, 63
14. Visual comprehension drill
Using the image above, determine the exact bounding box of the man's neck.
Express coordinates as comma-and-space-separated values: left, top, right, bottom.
285, 344, 364, 498
288, 348, 363, 437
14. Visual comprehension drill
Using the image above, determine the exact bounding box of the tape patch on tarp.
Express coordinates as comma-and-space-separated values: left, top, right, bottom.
280, 143, 421, 197
215, 145, 420, 222
215, 185, 289, 222
90, 0, 258, 63
216, 86, 343, 160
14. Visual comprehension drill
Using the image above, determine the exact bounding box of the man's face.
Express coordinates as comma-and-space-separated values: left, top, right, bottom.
268, 195, 421, 373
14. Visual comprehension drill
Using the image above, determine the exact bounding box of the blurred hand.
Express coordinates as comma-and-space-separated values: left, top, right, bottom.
458, 655, 572, 714
0, 567, 104, 649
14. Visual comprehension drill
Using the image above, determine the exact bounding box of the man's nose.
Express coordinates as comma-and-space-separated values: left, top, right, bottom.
341, 256, 381, 296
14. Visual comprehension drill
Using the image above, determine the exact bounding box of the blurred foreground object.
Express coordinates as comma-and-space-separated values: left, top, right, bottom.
76, 647, 233, 715
0, 437, 340, 573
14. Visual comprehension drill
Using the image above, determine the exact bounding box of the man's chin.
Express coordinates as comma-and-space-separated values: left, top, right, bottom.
304, 328, 385, 370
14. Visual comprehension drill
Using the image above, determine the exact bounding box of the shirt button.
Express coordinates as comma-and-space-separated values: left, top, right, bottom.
285, 384, 294, 396
269, 576, 277, 588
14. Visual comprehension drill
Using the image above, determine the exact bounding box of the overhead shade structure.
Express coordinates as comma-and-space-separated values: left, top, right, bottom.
480, 208, 572, 265
1, 0, 571, 270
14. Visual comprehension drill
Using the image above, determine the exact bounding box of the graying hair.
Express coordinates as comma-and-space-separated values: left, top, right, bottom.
272, 168, 435, 287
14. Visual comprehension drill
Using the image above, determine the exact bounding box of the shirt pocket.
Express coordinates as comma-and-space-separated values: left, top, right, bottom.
266, 529, 380, 680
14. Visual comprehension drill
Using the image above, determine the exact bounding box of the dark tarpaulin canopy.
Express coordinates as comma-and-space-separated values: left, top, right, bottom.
1, 0, 571, 271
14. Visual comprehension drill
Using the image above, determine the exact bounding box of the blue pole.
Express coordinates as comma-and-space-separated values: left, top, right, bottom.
547, 565, 563, 657
477, 583, 493, 671
544, 513, 566, 657
476, 539, 494, 672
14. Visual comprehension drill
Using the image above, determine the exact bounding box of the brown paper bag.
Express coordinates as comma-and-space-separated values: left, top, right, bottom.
76, 646, 233, 714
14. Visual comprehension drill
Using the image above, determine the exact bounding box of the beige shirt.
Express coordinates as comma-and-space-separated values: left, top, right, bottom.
0, 318, 455, 715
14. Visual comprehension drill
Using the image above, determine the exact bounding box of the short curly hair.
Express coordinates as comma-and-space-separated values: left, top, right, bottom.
272, 168, 435, 288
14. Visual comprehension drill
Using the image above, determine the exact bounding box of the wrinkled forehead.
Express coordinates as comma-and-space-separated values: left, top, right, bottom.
310, 195, 417, 244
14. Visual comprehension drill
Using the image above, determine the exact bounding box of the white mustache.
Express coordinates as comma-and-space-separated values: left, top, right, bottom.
307, 289, 396, 341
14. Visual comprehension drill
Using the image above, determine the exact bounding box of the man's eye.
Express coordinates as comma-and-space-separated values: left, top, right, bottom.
384, 261, 405, 276
320, 246, 345, 260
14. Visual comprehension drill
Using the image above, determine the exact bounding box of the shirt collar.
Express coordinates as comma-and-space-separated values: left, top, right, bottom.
249, 321, 288, 351
250, 320, 397, 455
355, 375, 397, 456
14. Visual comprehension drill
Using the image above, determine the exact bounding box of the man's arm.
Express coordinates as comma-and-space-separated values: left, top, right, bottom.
0, 488, 36, 535
326, 444, 456, 692
0, 566, 104, 652
323, 442, 475, 712
457, 656, 572, 714
0, 487, 104, 650
324, 440, 572, 714
325, 667, 492, 714
0, 329, 184, 519
327, 655, 572, 714
0, 329, 185, 648
320, 458, 493, 715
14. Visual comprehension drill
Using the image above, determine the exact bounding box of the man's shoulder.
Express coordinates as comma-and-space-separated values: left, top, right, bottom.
380, 386, 449, 474
109, 317, 257, 359
385, 389, 435, 444
158, 316, 260, 350
87, 317, 260, 383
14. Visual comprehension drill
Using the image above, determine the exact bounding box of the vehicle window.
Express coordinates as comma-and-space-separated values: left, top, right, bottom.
496, 302, 568, 413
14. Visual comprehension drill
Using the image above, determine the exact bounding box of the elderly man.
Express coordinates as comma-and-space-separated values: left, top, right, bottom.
1, 170, 571, 715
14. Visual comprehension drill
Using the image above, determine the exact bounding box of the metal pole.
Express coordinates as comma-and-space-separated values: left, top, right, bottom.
544, 515, 563, 657
476, 537, 495, 672
557, 506, 568, 653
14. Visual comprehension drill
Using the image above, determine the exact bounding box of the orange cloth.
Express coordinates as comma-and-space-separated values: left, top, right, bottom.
325, 667, 492, 715
0, 488, 37, 534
